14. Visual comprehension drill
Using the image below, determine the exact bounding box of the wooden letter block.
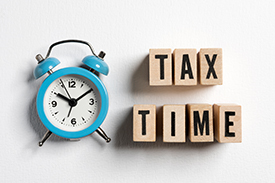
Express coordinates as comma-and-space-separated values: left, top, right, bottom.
214, 104, 242, 143
173, 49, 197, 86
163, 105, 186, 143
149, 49, 172, 86
187, 104, 213, 142
199, 48, 222, 85
133, 104, 156, 142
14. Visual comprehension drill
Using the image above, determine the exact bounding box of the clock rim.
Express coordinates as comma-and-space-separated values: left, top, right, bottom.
36, 67, 109, 139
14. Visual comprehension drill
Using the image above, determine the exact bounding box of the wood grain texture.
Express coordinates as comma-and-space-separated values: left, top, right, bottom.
187, 104, 214, 142
199, 48, 222, 85
173, 49, 197, 86
163, 105, 186, 143
214, 104, 242, 143
133, 104, 156, 142
149, 49, 172, 86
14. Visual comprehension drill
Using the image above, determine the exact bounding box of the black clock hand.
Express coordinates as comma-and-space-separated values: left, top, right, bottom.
67, 106, 73, 117
76, 88, 93, 101
56, 93, 71, 103
60, 79, 71, 99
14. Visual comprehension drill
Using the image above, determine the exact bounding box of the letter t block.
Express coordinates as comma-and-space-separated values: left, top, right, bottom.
149, 49, 172, 86
133, 104, 156, 142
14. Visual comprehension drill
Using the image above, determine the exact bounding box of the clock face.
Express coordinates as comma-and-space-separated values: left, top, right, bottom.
43, 74, 101, 132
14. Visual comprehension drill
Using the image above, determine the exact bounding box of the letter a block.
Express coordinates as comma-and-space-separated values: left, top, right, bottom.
187, 104, 214, 142
149, 49, 172, 86
133, 104, 156, 142
163, 105, 186, 143
199, 48, 222, 85
173, 49, 197, 85
214, 104, 242, 143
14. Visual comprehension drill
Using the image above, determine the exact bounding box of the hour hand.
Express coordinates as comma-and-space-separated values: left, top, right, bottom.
56, 93, 71, 102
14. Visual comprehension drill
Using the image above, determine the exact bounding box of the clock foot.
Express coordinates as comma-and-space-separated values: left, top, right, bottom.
38, 131, 52, 147
96, 127, 111, 143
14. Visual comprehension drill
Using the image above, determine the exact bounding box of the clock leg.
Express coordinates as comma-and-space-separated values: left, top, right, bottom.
95, 127, 111, 143
38, 130, 52, 147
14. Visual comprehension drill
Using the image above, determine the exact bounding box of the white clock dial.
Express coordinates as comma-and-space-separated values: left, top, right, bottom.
43, 74, 101, 132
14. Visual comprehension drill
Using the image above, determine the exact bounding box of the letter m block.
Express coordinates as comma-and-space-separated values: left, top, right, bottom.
187, 104, 214, 142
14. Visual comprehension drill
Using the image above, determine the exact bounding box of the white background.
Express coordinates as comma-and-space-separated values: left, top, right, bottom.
0, 0, 274, 182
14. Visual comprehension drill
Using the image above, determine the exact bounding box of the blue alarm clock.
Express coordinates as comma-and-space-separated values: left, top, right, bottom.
34, 40, 111, 147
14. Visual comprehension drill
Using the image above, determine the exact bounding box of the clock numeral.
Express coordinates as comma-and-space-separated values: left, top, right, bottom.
68, 81, 76, 88
51, 101, 57, 107
71, 118, 76, 126
89, 98, 94, 105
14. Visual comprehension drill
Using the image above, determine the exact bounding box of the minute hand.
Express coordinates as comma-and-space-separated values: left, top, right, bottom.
76, 88, 93, 101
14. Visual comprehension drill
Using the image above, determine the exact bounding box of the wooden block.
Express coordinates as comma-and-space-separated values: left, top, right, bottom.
214, 104, 242, 143
149, 49, 172, 86
187, 104, 214, 142
133, 104, 156, 142
163, 105, 186, 143
199, 48, 222, 85
173, 49, 197, 86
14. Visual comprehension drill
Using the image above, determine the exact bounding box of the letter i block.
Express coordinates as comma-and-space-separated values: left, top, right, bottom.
133, 104, 156, 142
149, 49, 172, 86
214, 104, 242, 143
173, 49, 197, 85
187, 104, 214, 142
163, 105, 186, 143
199, 48, 223, 85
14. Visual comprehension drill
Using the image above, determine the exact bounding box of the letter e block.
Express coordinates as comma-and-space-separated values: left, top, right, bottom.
214, 104, 242, 143
187, 104, 214, 142
173, 49, 197, 85
133, 104, 156, 142
163, 105, 186, 143
149, 49, 172, 86
199, 48, 222, 85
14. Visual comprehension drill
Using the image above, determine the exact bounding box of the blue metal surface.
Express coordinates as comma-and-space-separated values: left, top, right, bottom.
82, 55, 109, 75
36, 67, 109, 139
33, 57, 60, 79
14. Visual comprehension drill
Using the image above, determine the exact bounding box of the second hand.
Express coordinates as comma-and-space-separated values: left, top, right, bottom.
67, 106, 73, 117
60, 79, 71, 99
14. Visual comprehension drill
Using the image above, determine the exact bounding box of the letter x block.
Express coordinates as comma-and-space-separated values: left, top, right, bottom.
214, 104, 242, 143
149, 49, 172, 86
199, 48, 222, 85
133, 104, 156, 142
187, 104, 214, 142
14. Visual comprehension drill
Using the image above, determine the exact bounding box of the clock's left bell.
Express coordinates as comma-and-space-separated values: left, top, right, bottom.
33, 54, 60, 79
